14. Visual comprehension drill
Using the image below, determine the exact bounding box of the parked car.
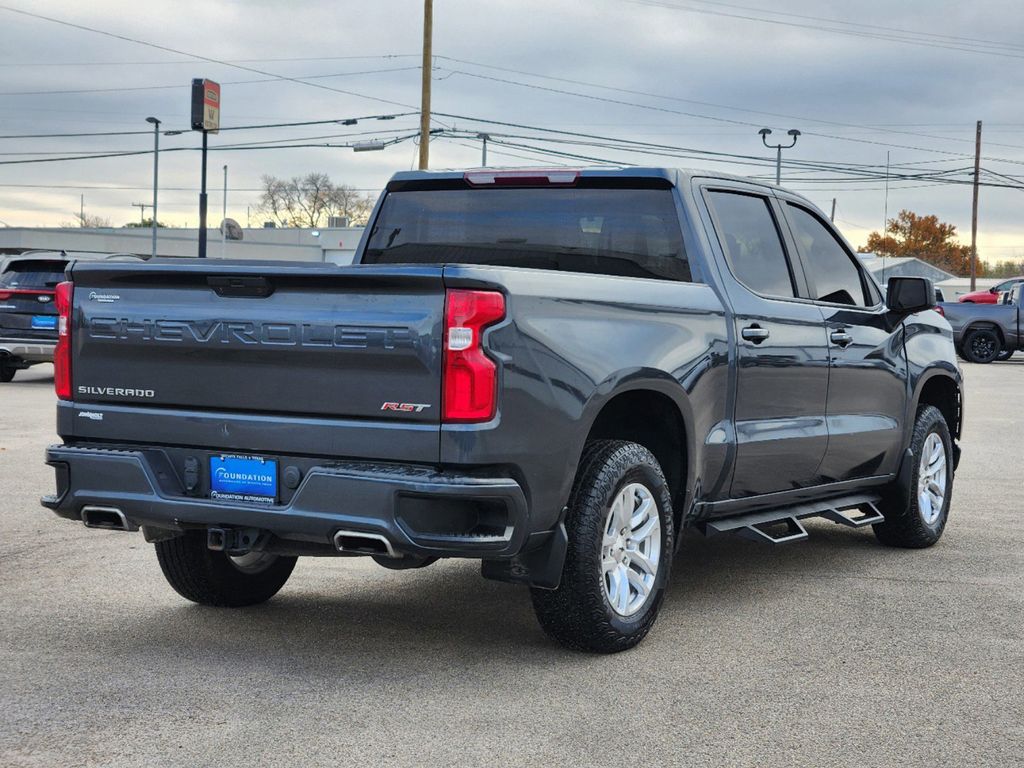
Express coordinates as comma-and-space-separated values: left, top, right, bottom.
40, 168, 963, 652
957, 276, 1024, 304
0, 252, 67, 382
940, 282, 1023, 363
0, 250, 146, 381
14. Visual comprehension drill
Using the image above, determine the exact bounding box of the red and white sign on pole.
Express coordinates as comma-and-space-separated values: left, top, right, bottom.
190, 78, 221, 133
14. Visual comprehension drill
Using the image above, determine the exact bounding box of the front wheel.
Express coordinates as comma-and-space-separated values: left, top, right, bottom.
0, 363, 14, 383
531, 440, 674, 653
961, 328, 1001, 363
995, 349, 1014, 361
154, 531, 297, 607
874, 405, 953, 548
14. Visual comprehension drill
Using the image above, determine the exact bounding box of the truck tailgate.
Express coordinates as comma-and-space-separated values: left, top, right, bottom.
68, 261, 444, 426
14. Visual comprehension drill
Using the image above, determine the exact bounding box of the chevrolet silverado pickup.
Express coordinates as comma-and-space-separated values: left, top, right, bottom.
42, 168, 963, 653
941, 282, 1023, 363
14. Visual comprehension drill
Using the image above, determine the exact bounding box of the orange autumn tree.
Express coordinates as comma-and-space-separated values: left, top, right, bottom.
858, 210, 982, 277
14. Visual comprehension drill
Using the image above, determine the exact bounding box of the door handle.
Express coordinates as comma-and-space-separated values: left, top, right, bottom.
830, 330, 853, 347
741, 325, 770, 343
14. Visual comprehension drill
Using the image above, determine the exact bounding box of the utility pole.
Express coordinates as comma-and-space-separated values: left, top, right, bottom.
830, 198, 836, 222
480, 133, 489, 167
79, 194, 84, 227
418, 0, 433, 170
221, 164, 228, 259
131, 202, 152, 225
146, 117, 161, 258
970, 120, 982, 292
882, 151, 891, 282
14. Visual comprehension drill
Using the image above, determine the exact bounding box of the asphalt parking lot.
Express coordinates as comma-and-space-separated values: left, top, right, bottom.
1, 363, 1022, 767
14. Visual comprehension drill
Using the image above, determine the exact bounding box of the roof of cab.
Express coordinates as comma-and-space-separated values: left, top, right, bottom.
386, 166, 778, 190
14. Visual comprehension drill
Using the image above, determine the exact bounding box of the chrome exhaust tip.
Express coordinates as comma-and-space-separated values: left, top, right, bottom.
333, 530, 398, 558
81, 505, 134, 531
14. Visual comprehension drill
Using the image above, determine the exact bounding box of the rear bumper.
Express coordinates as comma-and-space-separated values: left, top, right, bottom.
0, 338, 55, 363
42, 444, 532, 560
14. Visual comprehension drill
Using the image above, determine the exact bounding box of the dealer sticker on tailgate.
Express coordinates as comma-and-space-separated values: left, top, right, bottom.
209, 454, 278, 504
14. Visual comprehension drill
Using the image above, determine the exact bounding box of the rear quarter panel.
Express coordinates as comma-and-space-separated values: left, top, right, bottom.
440, 265, 731, 531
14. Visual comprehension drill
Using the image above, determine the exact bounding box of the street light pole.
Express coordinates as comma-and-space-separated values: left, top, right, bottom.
222, 164, 227, 259
759, 128, 801, 184
145, 116, 160, 258
198, 130, 208, 258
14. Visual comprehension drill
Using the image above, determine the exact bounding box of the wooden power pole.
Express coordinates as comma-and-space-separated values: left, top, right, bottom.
418, 0, 433, 170
970, 120, 982, 292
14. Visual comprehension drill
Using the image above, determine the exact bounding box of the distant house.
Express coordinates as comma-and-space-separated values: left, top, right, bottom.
856, 253, 956, 285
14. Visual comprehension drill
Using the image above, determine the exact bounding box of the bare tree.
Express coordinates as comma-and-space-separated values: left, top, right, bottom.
256, 173, 375, 227
60, 212, 112, 228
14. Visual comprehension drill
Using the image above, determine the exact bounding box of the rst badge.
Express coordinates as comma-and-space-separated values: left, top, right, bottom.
381, 402, 432, 413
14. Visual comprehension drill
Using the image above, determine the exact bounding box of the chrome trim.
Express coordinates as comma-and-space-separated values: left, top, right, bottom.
333, 530, 398, 558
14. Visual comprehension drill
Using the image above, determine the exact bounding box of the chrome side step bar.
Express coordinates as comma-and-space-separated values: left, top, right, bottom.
704, 493, 884, 545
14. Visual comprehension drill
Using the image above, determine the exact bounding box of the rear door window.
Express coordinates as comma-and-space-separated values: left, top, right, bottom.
0, 260, 66, 289
706, 191, 796, 298
363, 187, 693, 282
785, 204, 870, 307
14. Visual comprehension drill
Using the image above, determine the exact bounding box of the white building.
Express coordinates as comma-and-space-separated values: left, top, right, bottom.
0, 226, 366, 265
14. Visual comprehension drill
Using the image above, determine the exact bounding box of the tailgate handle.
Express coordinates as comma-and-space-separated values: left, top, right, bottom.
207, 276, 274, 298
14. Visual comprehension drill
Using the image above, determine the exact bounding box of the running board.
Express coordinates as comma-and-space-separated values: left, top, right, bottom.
703, 493, 884, 545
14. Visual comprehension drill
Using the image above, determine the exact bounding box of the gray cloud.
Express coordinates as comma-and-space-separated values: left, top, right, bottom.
1, 0, 1023, 259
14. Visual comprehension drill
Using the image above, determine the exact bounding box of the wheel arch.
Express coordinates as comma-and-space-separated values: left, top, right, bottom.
963, 321, 1005, 347
912, 370, 962, 441
577, 372, 696, 535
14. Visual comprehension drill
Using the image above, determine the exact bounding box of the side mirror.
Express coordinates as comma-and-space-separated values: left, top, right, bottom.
886, 276, 936, 315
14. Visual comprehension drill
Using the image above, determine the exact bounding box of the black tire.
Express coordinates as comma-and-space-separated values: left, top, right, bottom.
961, 327, 1001, 364
0, 363, 14, 383
531, 440, 674, 653
154, 530, 297, 607
874, 405, 953, 548
995, 349, 1013, 361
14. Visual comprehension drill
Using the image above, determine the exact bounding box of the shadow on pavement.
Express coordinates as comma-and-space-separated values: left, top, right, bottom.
84, 521, 883, 665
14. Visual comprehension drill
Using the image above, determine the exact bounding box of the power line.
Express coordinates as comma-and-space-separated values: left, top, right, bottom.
0, 53, 420, 68
0, 65, 420, 97
0, 112, 417, 140
625, 0, 1024, 60
0, 5, 418, 109
435, 55, 1024, 153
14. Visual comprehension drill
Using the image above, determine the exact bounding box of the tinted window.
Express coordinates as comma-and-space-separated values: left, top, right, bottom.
707, 191, 795, 297
786, 204, 868, 307
363, 188, 692, 282
0, 260, 65, 289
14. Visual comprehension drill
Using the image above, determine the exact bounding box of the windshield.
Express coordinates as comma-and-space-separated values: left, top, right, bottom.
0, 260, 66, 289
363, 187, 691, 282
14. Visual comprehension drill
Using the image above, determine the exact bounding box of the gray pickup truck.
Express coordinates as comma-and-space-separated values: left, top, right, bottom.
940, 283, 1022, 363
42, 168, 963, 652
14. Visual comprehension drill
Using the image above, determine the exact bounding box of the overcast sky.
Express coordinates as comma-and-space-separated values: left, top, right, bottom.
1, 0, 1023, 262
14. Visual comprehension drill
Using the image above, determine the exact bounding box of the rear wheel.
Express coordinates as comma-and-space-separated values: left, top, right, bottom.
874, 405, 953, 548
0, 365, 14, 383
154, 530, 297, 606
961, 327, 1001, 363
531, 440, 674, 653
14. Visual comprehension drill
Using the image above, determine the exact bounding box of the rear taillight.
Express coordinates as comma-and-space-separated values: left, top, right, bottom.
0, 291, 10, 301
442, 289, 505, 422
54, 281, 73, 400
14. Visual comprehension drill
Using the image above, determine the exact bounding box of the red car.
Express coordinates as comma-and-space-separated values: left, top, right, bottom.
958, 276, 1024, 303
